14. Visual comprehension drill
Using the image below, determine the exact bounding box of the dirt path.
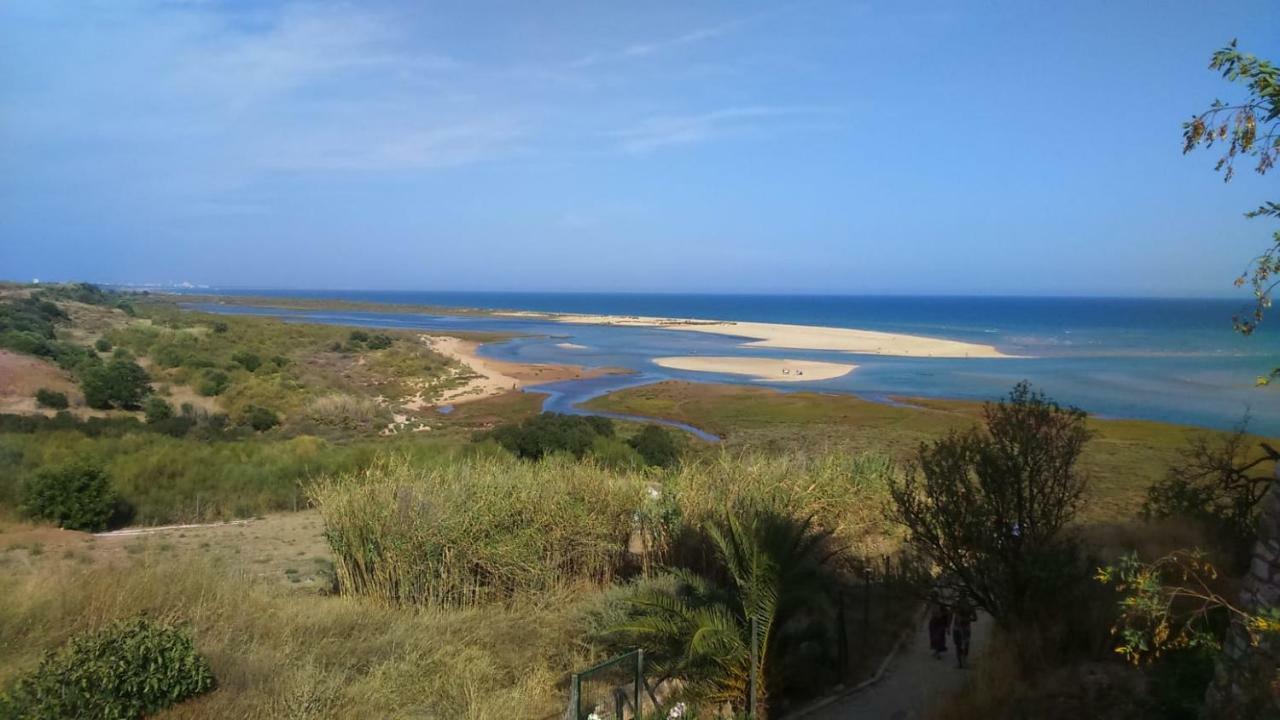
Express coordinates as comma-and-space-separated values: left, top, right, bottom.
798, 611, 993, 720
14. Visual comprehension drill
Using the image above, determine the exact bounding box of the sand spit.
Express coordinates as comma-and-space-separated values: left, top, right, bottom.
654, 356, 856, 382
499, 312, 1013, 358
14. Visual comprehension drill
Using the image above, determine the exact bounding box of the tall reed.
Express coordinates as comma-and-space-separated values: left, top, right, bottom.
309, 455, 650, 608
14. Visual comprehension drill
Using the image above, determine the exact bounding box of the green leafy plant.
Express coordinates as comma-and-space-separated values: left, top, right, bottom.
21, 462, 131, 532
609, 509, 840, 717
0, 617, 215, 718
34, 388, 68, 410
94, 337, 112, 352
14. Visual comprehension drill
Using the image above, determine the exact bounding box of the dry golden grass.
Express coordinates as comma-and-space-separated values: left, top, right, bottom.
0, 550, 595, 719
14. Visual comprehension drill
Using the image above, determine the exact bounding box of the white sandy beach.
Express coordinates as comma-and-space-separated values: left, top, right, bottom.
499, 311, 1013, 358
654, 356, 856, 382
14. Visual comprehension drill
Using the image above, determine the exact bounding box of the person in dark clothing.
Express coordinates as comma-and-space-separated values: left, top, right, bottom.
927, 596, 951, 659
952, 597, 977, 668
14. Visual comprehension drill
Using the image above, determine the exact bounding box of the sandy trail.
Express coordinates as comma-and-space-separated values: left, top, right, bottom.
797, 611, 993, 720
499, 312, 1014, 359
653, 356, 856, 381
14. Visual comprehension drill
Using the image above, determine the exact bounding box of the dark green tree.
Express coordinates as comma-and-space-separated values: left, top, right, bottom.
80, 356, 151, 409
628, 424, 682, 468
889, 382, 1091, 625
1184, 40, 1279, 384
21, 463, 130, 532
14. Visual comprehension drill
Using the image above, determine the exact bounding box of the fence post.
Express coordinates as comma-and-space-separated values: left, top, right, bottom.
568, 673, 580, 720
837, 589, 849, 677
635, 649, 644, 719
862, 566, 872, 658
613, 687, 626, 720
748, 616, 759, 719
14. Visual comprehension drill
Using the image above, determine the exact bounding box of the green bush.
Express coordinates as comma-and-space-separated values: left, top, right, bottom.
80, 357, 151, 409
231, 350, 261, 371
0, 617, 215, 718
34, 388, 69, 410
484, 413, 616, 460
348, 329, 369, 344
628, 424, 681, 468
94, 337, 112, 352
365, 333, 393, 350
144, 396, 174, 424
20, 463, 131, 532
244, 405, 279, 432
197, 370, 230, 397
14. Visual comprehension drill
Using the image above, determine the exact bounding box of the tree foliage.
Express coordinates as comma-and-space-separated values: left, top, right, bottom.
1097, 550, 1279, 665
21, 462, 131, 532
486, 412, 616, 460
1142, 419, 1278, 569
628, 424, 682, 468
80, 356, 151, 410
889, 382, 1091, 624
1184, 40, 1280, 384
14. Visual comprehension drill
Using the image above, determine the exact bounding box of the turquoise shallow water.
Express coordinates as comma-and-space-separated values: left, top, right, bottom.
183, 291, 1280, 434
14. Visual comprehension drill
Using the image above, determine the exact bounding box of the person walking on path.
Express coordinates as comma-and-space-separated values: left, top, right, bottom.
951, 597, 978, 668
927, 595, 951, 660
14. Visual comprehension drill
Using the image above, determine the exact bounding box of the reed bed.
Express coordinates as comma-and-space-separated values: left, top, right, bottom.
309, 455, 651, 608
668, 450, 900, 555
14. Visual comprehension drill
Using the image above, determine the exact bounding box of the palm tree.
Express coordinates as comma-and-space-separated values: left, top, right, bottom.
611, 508, 841, 717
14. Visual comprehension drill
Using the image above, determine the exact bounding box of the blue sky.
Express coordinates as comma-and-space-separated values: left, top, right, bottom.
2, 1, 1277, 295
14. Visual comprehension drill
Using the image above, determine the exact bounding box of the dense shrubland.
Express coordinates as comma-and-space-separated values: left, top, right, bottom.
482, 412, 685, 470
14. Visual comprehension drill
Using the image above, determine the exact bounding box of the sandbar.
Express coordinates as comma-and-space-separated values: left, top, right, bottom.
500, 312, 1014, 358
654, 356, 856, 382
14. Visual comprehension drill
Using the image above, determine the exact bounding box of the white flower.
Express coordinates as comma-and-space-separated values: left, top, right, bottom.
668, 702, 687, 719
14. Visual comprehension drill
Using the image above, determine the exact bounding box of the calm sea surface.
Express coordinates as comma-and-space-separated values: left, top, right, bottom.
180, 290, 1280, 434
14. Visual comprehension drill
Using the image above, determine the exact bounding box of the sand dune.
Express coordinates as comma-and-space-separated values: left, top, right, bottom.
500, 312, 1012, 358
654, 356, 856, 382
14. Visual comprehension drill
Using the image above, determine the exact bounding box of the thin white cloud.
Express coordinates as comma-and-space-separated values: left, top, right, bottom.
569, 15, 745, 68
610, 106, 838, 154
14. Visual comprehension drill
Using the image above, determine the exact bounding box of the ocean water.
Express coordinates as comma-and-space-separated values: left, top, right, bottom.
182, 290, 1280, 434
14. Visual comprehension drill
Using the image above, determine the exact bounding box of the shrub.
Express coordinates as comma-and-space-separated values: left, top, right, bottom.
1141, 419, 1276, 572
211, 321, 228, 334
144, 396, 174, 424
80, 357, 151, 409
0, 617, 215, 718
231, 350, 262, 371
20, 463, 131, 532
34, 388, 69, 410
197, 369, 230, 397
94, 337, 112, 352
244, 405, 279, 432
485, 413, 616, 460
889, 382, 1091, 625
628, 424, 681, 467
365, 333, 393, 350
348, 330, 369, 344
